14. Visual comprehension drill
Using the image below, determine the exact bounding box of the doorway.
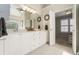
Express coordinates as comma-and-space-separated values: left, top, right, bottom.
55, 10, 73, 48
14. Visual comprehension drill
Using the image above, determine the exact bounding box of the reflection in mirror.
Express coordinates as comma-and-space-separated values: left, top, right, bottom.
9, 4, 42, 31
6, 21, 18, 32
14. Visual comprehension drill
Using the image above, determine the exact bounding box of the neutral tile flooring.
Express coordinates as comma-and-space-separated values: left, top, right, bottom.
56, 37, 72, 48
28, 44, 74, 55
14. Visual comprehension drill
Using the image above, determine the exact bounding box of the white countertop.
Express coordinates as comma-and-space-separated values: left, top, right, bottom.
0, 29, 48, 40
0, 36, 7, 40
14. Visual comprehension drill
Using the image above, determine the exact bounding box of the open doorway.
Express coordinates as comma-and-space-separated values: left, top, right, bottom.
55, 9, 73, 48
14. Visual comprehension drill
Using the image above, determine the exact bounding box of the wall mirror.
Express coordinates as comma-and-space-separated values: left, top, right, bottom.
44, 14, 50, 21
10, 4, 41, 31
37, 17, 41, 22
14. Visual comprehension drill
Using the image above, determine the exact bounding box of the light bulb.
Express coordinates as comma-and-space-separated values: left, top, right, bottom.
30, 9, 33, 13
33, 10, 36, 14
27, 8, 31, 12
23, 6, 28, 10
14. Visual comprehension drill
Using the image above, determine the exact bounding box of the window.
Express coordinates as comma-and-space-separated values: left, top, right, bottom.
61, 19, 68, 32
61, 26, 68, 32
61, 19, 73, 32
70, 19, 73, 32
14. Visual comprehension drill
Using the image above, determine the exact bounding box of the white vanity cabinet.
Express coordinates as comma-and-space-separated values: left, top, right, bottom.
0, 37, 6, 55
0, 40, 4, 55
32, 32, 40, 50
3, 31, 47, 55
5, 33, 23, 55
21, 32, 33, 54
39, 31, 47, 45
32, 31, 47, 51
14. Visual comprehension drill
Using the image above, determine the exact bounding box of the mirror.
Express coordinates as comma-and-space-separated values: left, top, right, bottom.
37, 17, 41, 22
44, 14, 50, 21
9, 4, 41, 31
23, 9, 40, 30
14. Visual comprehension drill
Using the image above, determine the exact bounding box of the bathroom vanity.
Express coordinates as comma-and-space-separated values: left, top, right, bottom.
0, 4, 47, 55
0, 31, 47, 55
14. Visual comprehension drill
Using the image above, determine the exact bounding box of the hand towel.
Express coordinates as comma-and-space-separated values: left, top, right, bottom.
1, 17, 8, 36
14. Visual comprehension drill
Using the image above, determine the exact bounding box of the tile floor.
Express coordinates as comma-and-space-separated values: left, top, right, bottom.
28, 44, 74, 55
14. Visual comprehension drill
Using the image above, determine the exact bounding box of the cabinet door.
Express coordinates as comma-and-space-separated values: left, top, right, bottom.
22, 33, 33, 54
32, 32, 40, 50
5, 34, 22, 55
0, 40, 4, 55
39, 31, 47, 45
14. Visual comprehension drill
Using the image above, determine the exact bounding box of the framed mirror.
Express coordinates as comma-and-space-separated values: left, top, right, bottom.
37, 17, 41, 22
44, 14, 50, 21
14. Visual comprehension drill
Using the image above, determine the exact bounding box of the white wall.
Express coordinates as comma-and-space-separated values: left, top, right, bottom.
40, 4, 74, 44
0, 4, 10, 21
75, 4, 79, 53
41, 4, 73, 30
25, 4, 73, 31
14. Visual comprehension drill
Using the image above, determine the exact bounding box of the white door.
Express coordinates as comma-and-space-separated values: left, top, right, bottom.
49, 11, 55, 45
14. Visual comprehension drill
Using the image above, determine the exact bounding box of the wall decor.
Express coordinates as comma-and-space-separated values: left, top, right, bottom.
45, 25, 48, 30
37, 17, 41, 22
38, 25, 41, 29
44, 14, 50, 21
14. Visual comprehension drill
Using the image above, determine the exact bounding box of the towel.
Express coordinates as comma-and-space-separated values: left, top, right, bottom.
0, 17, 8, 37
0, 18, 2, 37
1, 17, 8, 36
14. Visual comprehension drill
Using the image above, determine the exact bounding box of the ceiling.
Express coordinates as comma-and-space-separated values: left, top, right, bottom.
40, 4, 50, 8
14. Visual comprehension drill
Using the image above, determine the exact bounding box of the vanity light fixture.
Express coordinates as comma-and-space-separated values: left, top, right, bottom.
22, 5, 28, 11
21, 5, 36, 14
30, 9, 33, 13
26, 8, 30, 12
65, 10, 72, 15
